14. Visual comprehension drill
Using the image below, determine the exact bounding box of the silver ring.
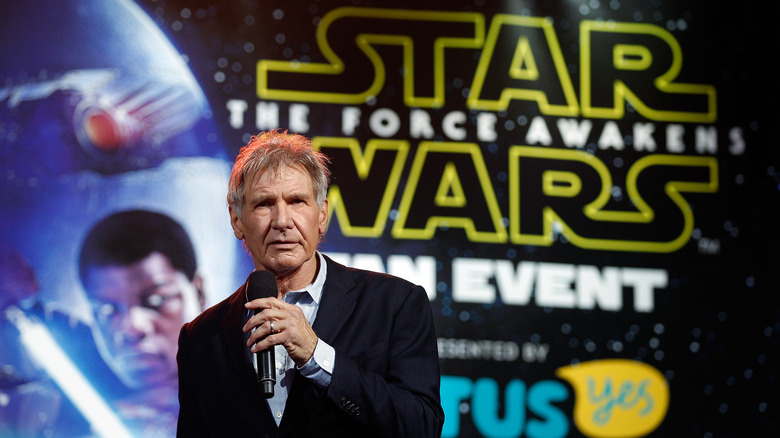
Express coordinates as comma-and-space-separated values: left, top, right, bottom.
269, 320, 275, 334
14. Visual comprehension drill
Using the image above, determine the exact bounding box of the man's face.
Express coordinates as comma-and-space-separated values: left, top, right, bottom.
84, 252, 201, 389
230, 165, 328, 281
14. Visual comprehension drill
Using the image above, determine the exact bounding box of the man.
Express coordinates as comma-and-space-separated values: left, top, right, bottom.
176, 130, 444, 437
0, 210, 206, 436
78, 209, 206, 435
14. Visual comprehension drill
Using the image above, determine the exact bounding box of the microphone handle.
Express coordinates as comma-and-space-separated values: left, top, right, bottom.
258, 347, 275, 398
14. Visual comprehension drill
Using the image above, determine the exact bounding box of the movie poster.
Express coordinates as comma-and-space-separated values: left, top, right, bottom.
1, 0, 777, 437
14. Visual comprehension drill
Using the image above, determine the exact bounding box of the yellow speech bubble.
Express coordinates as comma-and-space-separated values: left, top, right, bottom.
556, 359, 669, 437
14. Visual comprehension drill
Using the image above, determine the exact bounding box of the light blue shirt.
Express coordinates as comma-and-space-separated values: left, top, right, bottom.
247, 252, 336, 426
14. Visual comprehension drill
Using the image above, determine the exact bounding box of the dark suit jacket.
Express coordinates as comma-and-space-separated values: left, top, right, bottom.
176, 255, 443, 437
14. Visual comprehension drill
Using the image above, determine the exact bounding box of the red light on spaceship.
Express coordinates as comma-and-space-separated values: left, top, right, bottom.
83, 108, 123, 153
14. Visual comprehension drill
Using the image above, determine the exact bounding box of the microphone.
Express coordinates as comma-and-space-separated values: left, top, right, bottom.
247, 270, 278, 398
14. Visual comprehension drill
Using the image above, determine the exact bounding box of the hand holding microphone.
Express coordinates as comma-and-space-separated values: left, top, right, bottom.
244, 271, 320, 397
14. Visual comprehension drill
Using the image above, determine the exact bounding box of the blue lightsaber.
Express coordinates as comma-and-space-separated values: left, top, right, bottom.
5, 306, 133, 438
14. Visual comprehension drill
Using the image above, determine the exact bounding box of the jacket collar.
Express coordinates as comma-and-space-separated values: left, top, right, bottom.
311, 254, 357, 343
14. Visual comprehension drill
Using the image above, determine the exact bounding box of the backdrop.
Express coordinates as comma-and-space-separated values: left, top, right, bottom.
1, 0, 777, 437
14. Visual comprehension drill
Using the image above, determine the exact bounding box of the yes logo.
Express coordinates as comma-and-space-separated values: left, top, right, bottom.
557, 359, 670, 437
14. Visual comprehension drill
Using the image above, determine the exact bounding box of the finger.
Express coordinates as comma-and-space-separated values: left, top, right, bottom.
244, 296, 277, 311
242, 313, 267, 333
249, 334, 276, 353
242, 307, 285, 333
247, 320, 276, 347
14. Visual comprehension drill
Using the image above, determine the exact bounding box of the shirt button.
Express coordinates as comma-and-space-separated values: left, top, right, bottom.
276, 411, 283, 419
323, 360, 330, 367
276, 362, 282, 369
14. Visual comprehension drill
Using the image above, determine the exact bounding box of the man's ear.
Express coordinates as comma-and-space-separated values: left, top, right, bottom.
318, 198, 328, 235
181, 272, 206, 322
229, 206, 244, 241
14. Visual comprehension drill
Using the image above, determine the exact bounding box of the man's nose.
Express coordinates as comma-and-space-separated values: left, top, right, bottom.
112, 305, 154, 346
272, 203, 294, 229
127, 305, 155, 334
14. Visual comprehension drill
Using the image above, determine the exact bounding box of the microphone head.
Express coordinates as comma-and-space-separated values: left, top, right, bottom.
247, 270, 278, 301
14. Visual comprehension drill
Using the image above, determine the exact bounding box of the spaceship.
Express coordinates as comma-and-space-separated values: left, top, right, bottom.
0, 0, 247, 435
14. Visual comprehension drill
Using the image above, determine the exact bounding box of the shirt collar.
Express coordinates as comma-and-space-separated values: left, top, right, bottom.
287, 251, 327, 305
244, 251, 328, 306
245, 252, 327, 305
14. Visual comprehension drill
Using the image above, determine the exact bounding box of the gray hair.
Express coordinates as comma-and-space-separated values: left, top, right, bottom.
227, 130, 331, 218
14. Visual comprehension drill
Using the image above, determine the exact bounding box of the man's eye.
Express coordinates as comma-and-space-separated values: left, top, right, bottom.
143, 292, 182, 310
145, 294, 165, 309
95, 303, 117, 321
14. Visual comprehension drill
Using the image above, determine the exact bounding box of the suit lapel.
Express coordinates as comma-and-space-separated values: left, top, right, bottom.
311, 256, 357, 343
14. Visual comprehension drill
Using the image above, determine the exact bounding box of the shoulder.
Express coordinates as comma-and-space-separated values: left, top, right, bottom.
180, 286, 242, 337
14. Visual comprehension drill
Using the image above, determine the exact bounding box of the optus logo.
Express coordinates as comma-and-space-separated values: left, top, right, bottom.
441, 359, 669, 437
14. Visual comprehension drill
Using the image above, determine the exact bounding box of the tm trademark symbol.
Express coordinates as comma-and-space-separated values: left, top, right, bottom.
698, 238, 721, 255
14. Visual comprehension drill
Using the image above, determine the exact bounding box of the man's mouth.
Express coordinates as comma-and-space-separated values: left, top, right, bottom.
270, 240, 297, 247
116, 352, 164, 370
